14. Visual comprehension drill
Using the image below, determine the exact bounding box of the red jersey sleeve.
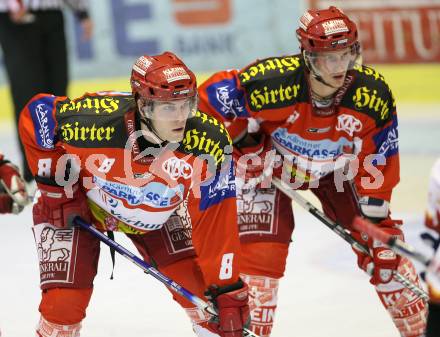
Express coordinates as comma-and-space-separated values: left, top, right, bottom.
198, 69, 251, 142
18, 93, 66, 180
353, 86, 399, 202
188, 160, 241, 287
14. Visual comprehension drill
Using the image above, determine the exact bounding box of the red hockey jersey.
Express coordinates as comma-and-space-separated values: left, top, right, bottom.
19, 91, 241, 286
198, 55, 400, 201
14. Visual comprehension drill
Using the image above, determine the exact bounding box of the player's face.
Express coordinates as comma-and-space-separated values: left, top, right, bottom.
313, 47, 354, 87
149, 98, 193, 142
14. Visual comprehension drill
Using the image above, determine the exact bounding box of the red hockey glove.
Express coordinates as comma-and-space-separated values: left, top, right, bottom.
352, 219, 403, 285
205, 280, 250, 337
234, 133, 280, 189
0, 160, 28, 214
33, 180, 91, 228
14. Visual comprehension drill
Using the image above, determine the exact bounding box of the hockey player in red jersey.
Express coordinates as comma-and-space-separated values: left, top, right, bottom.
0, 153, 28, 214
423, 158, 440, 337
197, 6, 427, 337
19, 51, 249, 337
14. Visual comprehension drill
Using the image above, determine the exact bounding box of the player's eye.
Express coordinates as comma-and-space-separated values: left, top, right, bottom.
162, 105, 176, 112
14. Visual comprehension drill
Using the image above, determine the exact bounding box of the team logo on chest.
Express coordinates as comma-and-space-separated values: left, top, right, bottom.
162, 157, 193, 180
335, 114, 363, 137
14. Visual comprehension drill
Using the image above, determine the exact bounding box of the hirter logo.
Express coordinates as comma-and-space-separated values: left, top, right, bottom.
335, 114, 362, 137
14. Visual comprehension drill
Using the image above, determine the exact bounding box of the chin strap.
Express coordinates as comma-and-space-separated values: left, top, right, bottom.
315, 76, 337, 89
311, 71, 339, 89
139, 113, 168, 146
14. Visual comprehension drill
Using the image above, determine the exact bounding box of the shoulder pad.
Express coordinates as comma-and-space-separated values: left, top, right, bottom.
202, 73, 250, 119
54, 93, 134, 148
181, 111, 232, 167
238, 55, 308, 111
342, 65, 396, 127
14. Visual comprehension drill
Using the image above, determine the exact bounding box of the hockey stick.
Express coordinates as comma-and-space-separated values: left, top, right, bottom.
272, 177, 429, 302
353, 216, 431, 267
70, 216, 261, 337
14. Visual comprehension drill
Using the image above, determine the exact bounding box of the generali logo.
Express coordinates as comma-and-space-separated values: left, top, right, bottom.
335, 114, 362, 136
162, 157, 193, 180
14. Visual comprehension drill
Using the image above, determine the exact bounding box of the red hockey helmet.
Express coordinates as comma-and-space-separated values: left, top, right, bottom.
296, 6, 358, 52
130, 51, 197, 101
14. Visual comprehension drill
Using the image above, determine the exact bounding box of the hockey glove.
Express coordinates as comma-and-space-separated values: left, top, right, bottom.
205, 279, 250, 337
352, 219, 403, 285
34, 179, 91, 228
0, 160, 28, 214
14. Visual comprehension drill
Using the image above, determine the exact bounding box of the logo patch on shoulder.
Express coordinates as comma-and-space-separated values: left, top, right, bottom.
29, 96, 56, 149
206, 77, 249, 119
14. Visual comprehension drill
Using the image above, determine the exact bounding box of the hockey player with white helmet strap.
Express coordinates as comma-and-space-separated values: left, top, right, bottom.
196, 6, 428, 337
19, 51, 250, 337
